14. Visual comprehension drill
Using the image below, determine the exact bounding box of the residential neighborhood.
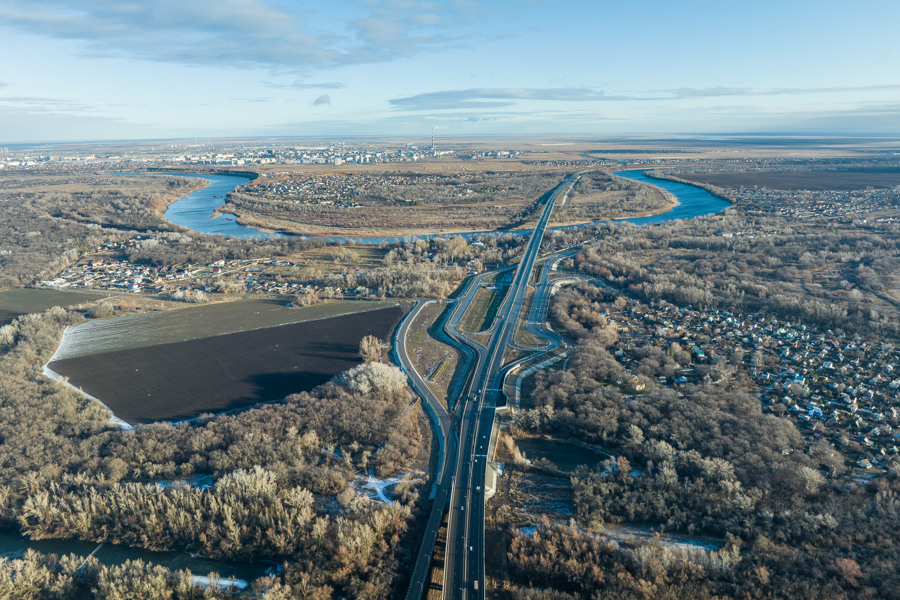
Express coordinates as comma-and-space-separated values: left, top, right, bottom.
0, 142, 525, 174
723, 185, 900, 220
37, 238, 366, 301
603, 297, 899, 474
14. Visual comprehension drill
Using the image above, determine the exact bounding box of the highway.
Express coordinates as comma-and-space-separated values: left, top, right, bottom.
398, 172, 581, 600
444, 172, 581, 599
394, 302, 458, 600
520, 253, 572, 352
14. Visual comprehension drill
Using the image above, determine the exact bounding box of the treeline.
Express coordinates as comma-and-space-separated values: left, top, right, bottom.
122, 230, 330, 268
0, 172, 318, 286
224, 171, 568, 234
0, 551, 251, 600
394, 233, 528, 266
500, 519, 865, 600
572, 214, 900, 337
22, 467, 320, 560
302, 234, 527, 299
20, 467, 412, 593
0, 306, 427, 598
0, 548, 388, 599
358, 264, 466, 298
498, 284, 900, 598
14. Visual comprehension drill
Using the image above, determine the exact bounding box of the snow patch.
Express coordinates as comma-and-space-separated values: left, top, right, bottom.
356, 471, 424, 503
43, 325, 132, 430
152, 475, 215, 490
191, 575, 248, 590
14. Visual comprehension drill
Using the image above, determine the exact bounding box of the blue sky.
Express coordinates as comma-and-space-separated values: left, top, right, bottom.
1, 0, 898, 142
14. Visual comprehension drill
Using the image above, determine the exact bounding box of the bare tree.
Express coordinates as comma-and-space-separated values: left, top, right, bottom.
359, 335, 383, 363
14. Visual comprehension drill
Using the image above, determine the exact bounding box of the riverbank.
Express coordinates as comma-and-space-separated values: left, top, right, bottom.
158, 169, 731, 243
610, 169, 731, 224
548, 194, 680, 229
0, 529, 270, 588
226, 192, 682, 240
642, 170, 736, 204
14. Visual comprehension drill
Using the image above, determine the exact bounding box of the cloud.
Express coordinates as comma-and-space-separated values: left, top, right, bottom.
390, 87, 608, 110
390, 84, 900, 112
313, 93, 331, 106
0, 1, 336, 69
0, 109, 147, 142
343, 0, 484, 61
670, 84, 900, 98
0, 95, 94, 114
0, 0, 478, 71
266, 81, 346, 90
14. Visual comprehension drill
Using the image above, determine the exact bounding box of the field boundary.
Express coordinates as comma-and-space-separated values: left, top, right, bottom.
44, 304, 404, 425
54, 301, 401, 361
42, 325, 133, 430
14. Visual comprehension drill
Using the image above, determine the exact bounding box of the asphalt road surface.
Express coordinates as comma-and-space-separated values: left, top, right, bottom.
400, 172, 582, 600
445, 173, 581, 599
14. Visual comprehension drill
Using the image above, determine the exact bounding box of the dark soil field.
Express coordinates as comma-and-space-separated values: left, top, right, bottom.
49, 305, 404, 424
0, 288, 103, 325
678, 169, 900, 191
53, 299, 401, 360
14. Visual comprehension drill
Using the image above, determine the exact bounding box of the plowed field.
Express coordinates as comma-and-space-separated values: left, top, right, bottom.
49, 305, 403, 423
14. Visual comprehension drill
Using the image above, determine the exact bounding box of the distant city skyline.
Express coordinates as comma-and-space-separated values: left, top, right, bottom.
1, 0, 899, 142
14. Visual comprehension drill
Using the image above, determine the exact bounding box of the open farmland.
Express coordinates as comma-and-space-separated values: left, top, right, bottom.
0, 288, 104, 325
677, 168, 900, 190
48, 304, 404, 424
52, 298, 400, 360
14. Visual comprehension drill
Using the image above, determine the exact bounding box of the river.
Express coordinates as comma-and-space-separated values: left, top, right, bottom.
46, 167, 722, 581
611, 169, 731, 224
159, 169, 730, 242
161, 172, 265, 239
0, 529, 273, 588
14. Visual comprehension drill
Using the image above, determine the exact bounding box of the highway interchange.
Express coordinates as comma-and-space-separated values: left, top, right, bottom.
398, 173, 582, 600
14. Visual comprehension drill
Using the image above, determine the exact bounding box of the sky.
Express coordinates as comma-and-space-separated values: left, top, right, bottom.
1, 0, 899, 142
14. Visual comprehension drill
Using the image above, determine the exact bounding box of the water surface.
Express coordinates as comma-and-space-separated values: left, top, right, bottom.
0, 529, 271, 583
161, 173, 271, 239
160, 169, 731, 243
611, 170, 731, 224
516, 438, 609, 472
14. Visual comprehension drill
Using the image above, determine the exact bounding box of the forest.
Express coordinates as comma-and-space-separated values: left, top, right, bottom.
491, 207, 900, 598
568, 213, 900, 338
0, 303, 428, 598
0, 171, 331, 289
